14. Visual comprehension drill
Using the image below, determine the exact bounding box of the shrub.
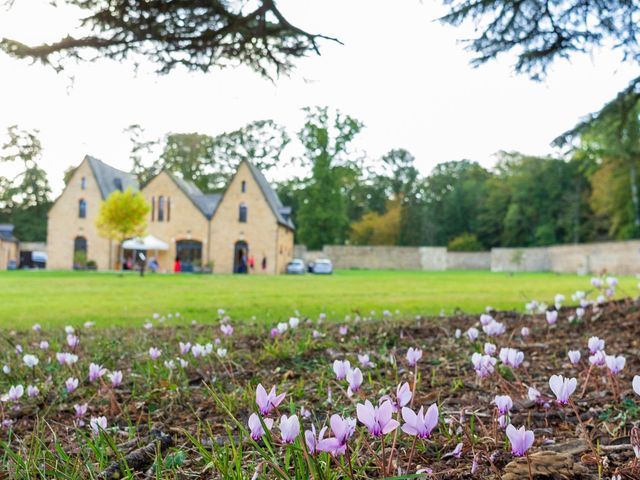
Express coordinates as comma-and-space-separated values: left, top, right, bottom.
447, 233, 485, 252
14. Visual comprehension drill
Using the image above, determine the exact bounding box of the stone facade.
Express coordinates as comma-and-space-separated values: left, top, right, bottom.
142, 172, 212, 272
0, 237, 18, 270
209, 162, 291, 274
47, 157, 294, 274
47, 158, 117, 270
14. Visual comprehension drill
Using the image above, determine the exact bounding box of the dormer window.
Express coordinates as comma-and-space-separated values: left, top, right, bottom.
241, 180, 246, 193
113, 178, 123, 191
81, 177, 86, 190
79, 199, 87, 218
239, 203, 247, 223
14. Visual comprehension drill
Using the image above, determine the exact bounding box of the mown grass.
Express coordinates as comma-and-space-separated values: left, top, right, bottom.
0, 269, 636, 328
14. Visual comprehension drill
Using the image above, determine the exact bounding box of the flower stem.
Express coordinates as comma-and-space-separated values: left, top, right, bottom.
526, 453, 533, 480
406, 436, 418, 473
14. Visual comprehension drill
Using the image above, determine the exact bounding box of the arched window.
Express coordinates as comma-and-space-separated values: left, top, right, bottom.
158, 196, 165, 222
73, 236, 87, 269
167, 197, 171, 222
241, 180, 246, 193
239, 203, 247, 223
78, 199, 87, 218
81, 177, 86, 190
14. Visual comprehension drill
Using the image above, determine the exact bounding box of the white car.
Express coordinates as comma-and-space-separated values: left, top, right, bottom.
286, 259, 306, 274
311, 259, 333, 274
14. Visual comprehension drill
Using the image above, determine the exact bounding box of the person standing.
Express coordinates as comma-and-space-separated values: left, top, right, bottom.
173, 256, 181, 273
261, 256, 267, 272
248, 254, 255, 272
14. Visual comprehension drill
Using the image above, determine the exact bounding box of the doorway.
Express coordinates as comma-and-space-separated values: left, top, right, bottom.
233, 241, 248, 273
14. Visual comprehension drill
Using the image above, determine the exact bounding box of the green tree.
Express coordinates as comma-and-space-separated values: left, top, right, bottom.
295, 107, 364, 249
96, 189, 150, 269
2, 1, 338, 78
0, 126, 51, 241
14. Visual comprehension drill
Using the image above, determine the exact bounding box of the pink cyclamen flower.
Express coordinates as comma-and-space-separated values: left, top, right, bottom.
588, 336, 604, 354
498, 415, 509, 429
317, 414, 356, 456
549, 375, 577, 405
444, 442, 463, 458
339, 326, 348, 336
255, 384, 286, 416
149, 347, 162, 360
6, 385, 24, 402
312, 330, 323, 339
358, 354, 374, 368
333, 360, 351, 380
23, 354, 39, 368
39, 340, 49, 350
305, 425, 327, 455
90, 416, 107, 435
382, 382, 412, 412
505, 424, 534, 457
401, 403, 439, 439
605, 355, 625, 375
499, 348, 524, 369
221, 324, 234, 336
406, 347, 423, 367
279, 414, 300, 444
346, 368, 363, 395
633, 376, 640, 396
467, 327, 479, 341
88, 363, 106, 382
56, 352, 78, 366
521, 327, 530, 337
484, 343, 497, 356
67, 334, 80, 348
74, 403, 88, 418
27, 385, 39, 397
545, 310, 558, 325
527, 387, 541, 403
179, 342, 191, 355
248, 413, 274, 440
493, 395, 513, 415
32, 323, 41, 332
471, 353, 497, 378
483, 320, 506, 337
356, 400, 399, 437
65, 377, 79, 393
589, 350, 606, 367
109, 370, 123, 387
568, 350, 581, 365
480, 314, 493, 326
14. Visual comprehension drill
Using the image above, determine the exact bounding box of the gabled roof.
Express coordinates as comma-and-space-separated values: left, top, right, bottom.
165, 171, 221, 219
86, 155, 139, 199
243, 160, 295, 230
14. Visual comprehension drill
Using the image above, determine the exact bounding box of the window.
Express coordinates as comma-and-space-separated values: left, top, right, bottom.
151, 197, 155, 222
78, 199, 87, 218
81, 177, 86, 190
158, 196, 165, 222
113, 178, 123, 191
167, 197, 171, 222
241, 180, 246, 193
239, 203, 247, 223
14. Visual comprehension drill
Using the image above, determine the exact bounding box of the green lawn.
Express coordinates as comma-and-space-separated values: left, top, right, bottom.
0, 269, 636, 328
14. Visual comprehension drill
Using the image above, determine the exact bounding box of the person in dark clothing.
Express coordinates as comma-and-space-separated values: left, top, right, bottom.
261, 256, 267, 271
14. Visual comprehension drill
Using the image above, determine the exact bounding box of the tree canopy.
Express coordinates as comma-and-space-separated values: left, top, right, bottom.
439, 0, 640, 81
1, 0, 338, 78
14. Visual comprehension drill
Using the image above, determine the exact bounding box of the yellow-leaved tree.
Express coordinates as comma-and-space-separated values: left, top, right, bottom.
96, 188, 150, 269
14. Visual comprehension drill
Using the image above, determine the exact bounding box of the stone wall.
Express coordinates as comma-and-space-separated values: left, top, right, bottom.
294, 241, 640, 275
447, 251, 491, 270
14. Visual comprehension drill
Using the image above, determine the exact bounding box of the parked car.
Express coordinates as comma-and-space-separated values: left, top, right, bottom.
286, 258, 306, 274
311, 259, 333, 274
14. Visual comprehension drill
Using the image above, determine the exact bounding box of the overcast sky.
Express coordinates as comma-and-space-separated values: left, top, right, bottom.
1, 0, 638, 196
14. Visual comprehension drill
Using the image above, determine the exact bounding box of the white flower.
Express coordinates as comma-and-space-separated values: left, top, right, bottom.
90, 416, 107, 434
289, 317, 300, 329
23, 354, 39, 368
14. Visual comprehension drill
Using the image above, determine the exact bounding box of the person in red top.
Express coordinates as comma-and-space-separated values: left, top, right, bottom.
248, 255, 255, 272
173, 256, 181, 273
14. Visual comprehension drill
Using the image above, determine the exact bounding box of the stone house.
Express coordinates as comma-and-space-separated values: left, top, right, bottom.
47, 155, 294, 273
0, 224, 18, 270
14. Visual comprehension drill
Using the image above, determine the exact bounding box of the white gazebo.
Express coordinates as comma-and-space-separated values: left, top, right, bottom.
122, 235, 169, 251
